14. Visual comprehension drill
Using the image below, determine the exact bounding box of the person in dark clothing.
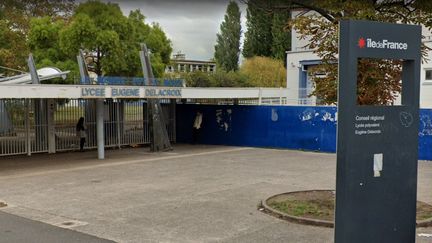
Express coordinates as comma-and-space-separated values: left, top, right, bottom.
76, 117, 86, 151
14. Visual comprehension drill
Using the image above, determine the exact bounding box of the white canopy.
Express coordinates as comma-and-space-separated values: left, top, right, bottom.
0, 67, 69, 84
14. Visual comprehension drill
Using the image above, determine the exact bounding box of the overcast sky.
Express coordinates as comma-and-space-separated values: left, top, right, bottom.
106, 0, 247, 61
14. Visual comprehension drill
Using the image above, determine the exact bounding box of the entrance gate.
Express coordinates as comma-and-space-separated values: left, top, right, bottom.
0, 98, 175, 156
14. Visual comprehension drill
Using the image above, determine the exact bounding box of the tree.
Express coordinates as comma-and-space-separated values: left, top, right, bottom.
271, 10, 291, 62
27, 17, 78, 84
242, 0, 273, 58
245, 0, 432, 105
240, 56, 286, 87
0, 19, 27, 74
0, 0, 74, 34
214, 1, 242, 72
242, 0, 291, 61
59, 1, 129, 76
59, 1, 172, 78
0, 0, 74, 73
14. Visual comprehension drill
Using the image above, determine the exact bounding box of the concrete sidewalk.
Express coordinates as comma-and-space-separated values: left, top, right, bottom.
0, 144, 431, 242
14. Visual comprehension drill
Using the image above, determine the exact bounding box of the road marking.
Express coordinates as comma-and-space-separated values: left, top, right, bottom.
0, 147, 253, 180
418, 233, 432, 237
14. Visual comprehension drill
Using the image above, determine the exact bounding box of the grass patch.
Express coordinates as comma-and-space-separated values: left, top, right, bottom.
267, 191, 432, 222
269, 199, 334, 221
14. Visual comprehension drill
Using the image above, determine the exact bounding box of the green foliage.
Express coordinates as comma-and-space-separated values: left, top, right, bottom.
28, 17, 77, 84
167, 70, 249, 88
28, 17, 64, 61
210, 70, 249, 87
242, 0, 291, 61
147, 23, 173, 65
214, 1, 242, 72
0, 19, 28, 73
240, 56, 286, 87
59, 1, 172, 78
243, 0, 273, 58
0, 0, 74, 72
1, 0, 171, 83
271, 11, 291, 62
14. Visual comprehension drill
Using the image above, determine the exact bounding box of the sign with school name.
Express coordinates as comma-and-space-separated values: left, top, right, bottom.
111, 88, 140, 98
80, 86, 181, 99
144, 88, 181, 98
81, 87, 105, 97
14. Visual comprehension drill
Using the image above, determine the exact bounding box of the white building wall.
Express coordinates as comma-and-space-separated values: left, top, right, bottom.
290, 10, 317, 52
420, 27, 432, 108
286, 50, 319, 103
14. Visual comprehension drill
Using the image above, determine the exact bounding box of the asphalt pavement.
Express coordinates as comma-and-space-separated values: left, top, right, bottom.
0, 144, 431, 242
0, 211, 114, 243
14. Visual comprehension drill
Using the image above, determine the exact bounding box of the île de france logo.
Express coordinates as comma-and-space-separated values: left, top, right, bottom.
358, 37, 366, 48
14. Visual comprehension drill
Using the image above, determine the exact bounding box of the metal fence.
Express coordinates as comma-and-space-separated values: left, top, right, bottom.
0, 98, 176, 157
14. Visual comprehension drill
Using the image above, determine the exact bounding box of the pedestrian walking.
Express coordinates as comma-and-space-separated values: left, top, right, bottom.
76, 117, 87, 151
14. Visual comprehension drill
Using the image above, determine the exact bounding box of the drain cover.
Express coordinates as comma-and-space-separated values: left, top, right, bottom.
61, 222, 75, 226
55, 219, 88, 229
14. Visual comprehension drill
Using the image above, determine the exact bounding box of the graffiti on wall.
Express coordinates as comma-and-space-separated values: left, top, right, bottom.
300, 108, 337, 123
419, 114, 432, 136
216, 109, 232, 132
271, 108, 278, 122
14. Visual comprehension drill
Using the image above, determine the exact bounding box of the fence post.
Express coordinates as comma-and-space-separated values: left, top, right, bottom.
116, 100, 121, 149
25, 99, 31, 156
47, 99, 56, 153
258, 88, 262, 105
279, 87, 283, 105
96, 99, 105, 159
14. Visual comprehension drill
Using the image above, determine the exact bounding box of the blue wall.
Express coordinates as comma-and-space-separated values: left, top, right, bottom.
176, 104, 337, 152
419, 109, 432, 160
177, 105, 432, 160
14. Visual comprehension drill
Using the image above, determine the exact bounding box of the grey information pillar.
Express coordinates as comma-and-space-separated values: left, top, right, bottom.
140, 44, 172, 152
335, 20, 421, 243
96, 99, 104, 159
28, 54, 48, 150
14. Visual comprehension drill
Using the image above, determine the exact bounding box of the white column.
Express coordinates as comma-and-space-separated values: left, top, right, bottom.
96, 99, 105, 159
258, 88, 263, 105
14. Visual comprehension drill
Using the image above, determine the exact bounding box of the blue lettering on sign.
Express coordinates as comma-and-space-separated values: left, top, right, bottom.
111, 88, 139, 97
145, 88, 181, 97
81, 88, 105, 97
145, 89, 157, 96
163, 79, 183, 87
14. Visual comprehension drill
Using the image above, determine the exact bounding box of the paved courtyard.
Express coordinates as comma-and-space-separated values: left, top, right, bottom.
1, 145, 432, 242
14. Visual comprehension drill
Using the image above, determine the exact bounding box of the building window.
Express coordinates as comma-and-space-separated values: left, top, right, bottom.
426, 69, 432, 80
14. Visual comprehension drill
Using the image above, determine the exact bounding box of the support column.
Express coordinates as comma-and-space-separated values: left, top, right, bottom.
96, 99, 104, 159
25, 99, 31, 156
47, 99, 56, 154
116, 100, 121, 149
258, 88, 263, 105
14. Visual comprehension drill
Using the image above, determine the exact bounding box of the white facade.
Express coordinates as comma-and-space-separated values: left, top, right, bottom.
287, 10, 432, 108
